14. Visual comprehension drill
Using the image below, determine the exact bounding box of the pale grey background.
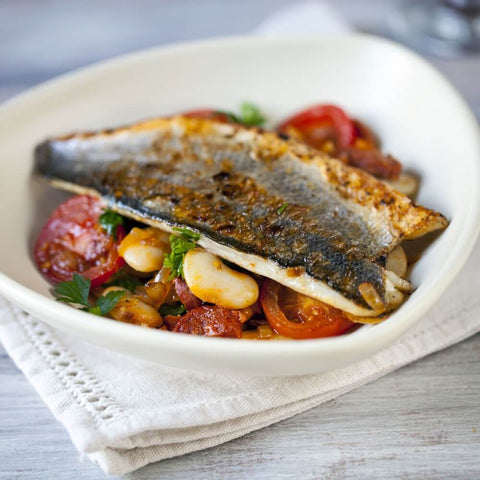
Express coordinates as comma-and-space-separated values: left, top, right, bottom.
1, 1, 479, 478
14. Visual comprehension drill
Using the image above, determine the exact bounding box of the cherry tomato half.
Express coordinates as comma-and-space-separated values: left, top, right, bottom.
277, 104, 357, 150
352, 119, 379, 150
278, 105, 402, 179
260, 280, 354, 340
34, 195, 125, 287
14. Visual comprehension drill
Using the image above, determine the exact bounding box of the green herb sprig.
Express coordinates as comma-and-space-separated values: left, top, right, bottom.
214, 102, 266, 127
214, 110, 242, 124
163, 227, 200, 279
277, 203, 289, 215
159, 303, 186, 316
104, 270, 143, 293
99, 210, 124, 239
239, 102, 266, 126
54, 273, 125, 316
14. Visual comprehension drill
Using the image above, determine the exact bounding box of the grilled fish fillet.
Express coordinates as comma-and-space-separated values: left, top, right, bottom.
34, 116, 448, 316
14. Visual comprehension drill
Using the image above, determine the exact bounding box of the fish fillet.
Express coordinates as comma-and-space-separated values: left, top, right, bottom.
34, 116, 448, 316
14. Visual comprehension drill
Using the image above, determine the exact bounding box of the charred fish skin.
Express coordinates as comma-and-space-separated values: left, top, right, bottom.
34, 117, 448, 315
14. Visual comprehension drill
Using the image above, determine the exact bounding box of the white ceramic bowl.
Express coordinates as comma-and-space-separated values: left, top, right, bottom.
1, 34, 479, 376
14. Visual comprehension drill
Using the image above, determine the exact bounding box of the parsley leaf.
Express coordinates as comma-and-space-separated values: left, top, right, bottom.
104, 271, 142, 292
54, 273, 91, 309
172, 226, 200, 240
88, 305, 102, 316
95, 290, 126, 316
277, 203, 288, 215
54, 273, 125, 316
214, 103, 266, 127
214, 110, 242, 124
163, 227, 200, 279
99, 209, 124, 239
159, 303, 186, 316
240, 102, 266, 126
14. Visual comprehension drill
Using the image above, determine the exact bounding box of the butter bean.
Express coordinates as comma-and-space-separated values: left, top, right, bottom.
183, 249, 259, 309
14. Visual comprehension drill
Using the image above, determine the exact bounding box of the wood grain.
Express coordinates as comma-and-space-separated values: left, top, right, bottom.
1, 336, 479, 479
1, 0, 480, 478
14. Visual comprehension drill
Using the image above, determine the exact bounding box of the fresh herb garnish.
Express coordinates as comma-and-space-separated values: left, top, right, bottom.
54, 273, 125, 316
172, 226, 200, 241
214, 110, 242, 124
54, 273, 91, 309
99, 210, 124, 239
163, 227, 200, 279
214, 102, 266, 127
90, 290, 126, 316
240, 102, 266, 126
159, 303, 186, 316
277, 203, 288, 215
104, 271, 142, 293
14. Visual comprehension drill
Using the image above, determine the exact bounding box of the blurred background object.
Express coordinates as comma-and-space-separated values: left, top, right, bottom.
390, 0, 480, 56
1, 0, 479, 118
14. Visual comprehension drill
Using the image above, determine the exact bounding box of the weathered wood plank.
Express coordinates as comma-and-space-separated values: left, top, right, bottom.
1, 335, 479, 479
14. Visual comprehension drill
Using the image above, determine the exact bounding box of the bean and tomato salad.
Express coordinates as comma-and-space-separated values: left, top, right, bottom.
34, 103, 405, 340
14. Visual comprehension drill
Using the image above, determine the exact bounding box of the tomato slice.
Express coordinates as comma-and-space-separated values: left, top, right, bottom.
277, 104, 357, 150
277, 105, 402, 179
341, 146, 402, 179
181, 109, 234, 123
352, 119, 379, 150
34, 195, 125, 287
260, 280, 354, 339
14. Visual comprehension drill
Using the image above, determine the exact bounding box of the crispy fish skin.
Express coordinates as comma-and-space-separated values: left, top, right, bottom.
34, 117, 448, 316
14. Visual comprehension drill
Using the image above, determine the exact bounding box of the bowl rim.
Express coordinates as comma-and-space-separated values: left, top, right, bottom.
1, 33, 479, 365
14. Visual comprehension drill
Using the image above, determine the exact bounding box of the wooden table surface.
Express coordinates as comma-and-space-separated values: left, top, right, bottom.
1, 1, 479, 478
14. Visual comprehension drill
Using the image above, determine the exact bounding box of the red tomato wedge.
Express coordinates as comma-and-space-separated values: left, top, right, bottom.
34, 195, 125, 287
277, 104, 357, 150
278, 105, 402, 179
352, 119, 379, 149
260, 280, 354, 339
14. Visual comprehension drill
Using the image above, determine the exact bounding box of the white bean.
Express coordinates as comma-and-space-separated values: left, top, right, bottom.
118, 227, 170, 272
384, 173, 419, 198
102, 286, 163, 328
183, 249, 259, 309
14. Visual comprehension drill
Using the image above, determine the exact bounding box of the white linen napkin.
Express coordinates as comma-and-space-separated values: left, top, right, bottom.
1, 1, 480, 476
254, 1, 350, 36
